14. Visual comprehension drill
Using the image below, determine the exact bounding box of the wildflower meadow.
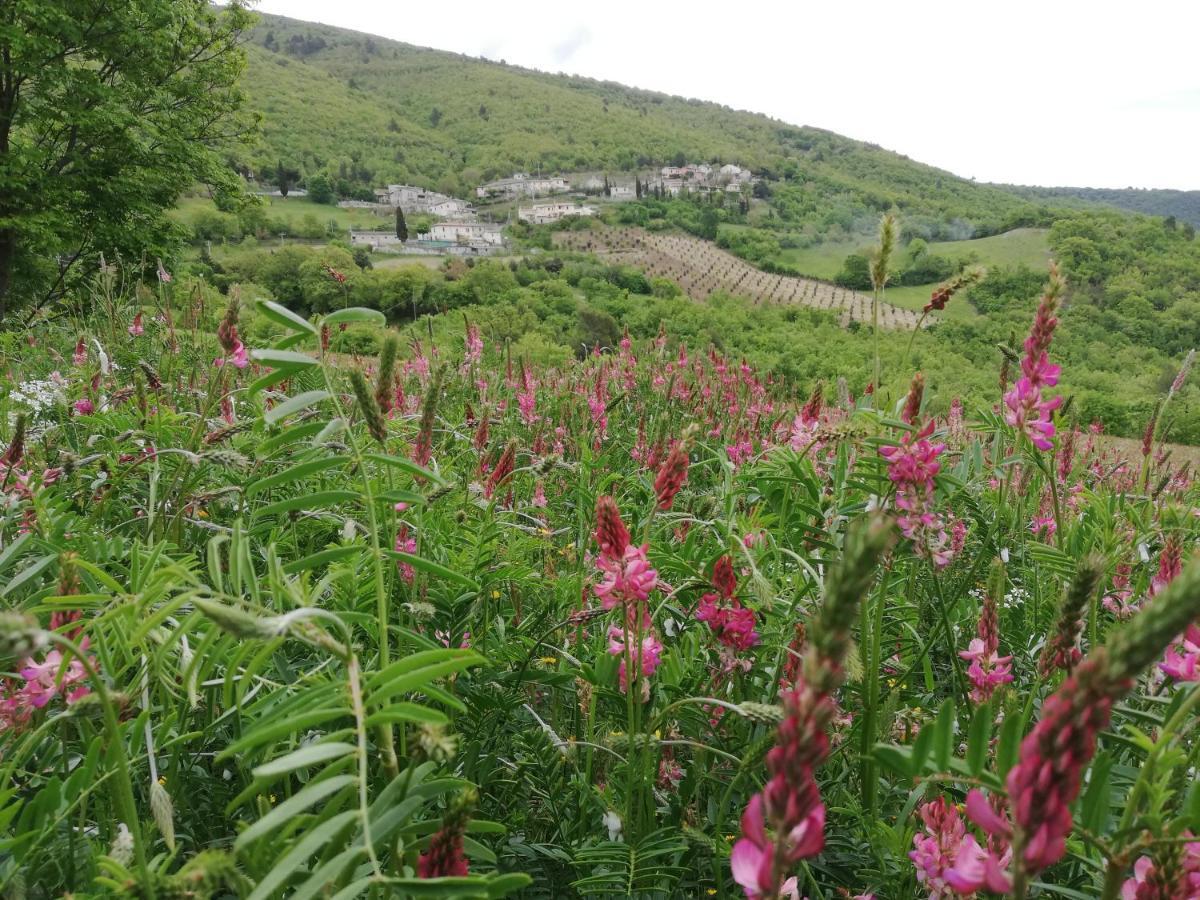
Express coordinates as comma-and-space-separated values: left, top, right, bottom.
0, 255, 1198, 900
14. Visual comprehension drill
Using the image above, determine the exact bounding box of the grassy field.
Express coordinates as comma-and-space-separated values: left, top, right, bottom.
879, 283, 980, 322
776, 228, 1052, 281
173, 194, 393, 232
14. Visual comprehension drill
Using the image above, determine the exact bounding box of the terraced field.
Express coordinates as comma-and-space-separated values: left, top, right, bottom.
553, 227, 924, 330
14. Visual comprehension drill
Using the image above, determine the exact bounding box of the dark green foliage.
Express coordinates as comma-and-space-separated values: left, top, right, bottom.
305, 173, 336, 204
0, 0, 253, 317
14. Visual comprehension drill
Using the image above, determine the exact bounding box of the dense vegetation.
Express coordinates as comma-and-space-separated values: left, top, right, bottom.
3, 7, 1200, 899
0, 1, 252, 317
1010, 185, 1200, 228
1, 264, 1199, 898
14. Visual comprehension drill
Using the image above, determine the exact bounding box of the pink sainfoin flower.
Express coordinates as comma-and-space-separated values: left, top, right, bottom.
607, 626, 663, 692
1103, 562, 1137, 619
394, 526, 416, 583
959, 580, 1013, 702
1122, 837, 1200, 899
16, 646, 93, 713
695, 555, 759, 652
880, 419, 952, 567
73, 398, 94, 416
1160, 623, 1200, 682
127, 312, 144, 336
593, 497, 661, 698
517, 363, 537, 425
594, 543, 658, 612
462, 322, 483, 371
910, 797, 1010, 899
1003, 266, 1064, 451
531, 482, 547, 508
1150, 536, 1182, 598
72, 338, 87, 367
960, 639, 1014, 704
592, 496, 657, 613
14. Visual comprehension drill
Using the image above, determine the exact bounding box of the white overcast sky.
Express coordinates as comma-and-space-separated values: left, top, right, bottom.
246, 0, 1200, 190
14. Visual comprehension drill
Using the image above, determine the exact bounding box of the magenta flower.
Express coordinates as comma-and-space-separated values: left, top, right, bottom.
215, 339, 248, 369
594, 543, 658, 610
19, 649, 90, 708
959, 638, 1014, 702
1121, 837, 1200, 899
73, 398, 94, 416
880, 421, 954, 567
127, 312, 144, 337
909, 797, 967, 899
394, 527, 416, 583
1003, 270, 1064, 451
731, 793, 820, 899
72, 339, 87, 367
606, 626, 663, 693
1160, 624, 1200, 682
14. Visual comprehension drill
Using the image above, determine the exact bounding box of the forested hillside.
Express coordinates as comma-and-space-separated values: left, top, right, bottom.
1009, 185, 1200, 227
238, 13, 1050, 238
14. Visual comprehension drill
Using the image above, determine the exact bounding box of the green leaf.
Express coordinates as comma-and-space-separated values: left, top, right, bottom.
246, 457, 347, 497
996, 709, 1024, 777
322, 307, 386, 327
369, 650, 485, 702
1, 554, 56, 598
258, 421, 327, 455
367, 453, 444, 485
0, 532, 32, 574
264, 390, 332, 426
327, 878, 373, 900
383, 878, 489, 898
1081, 751, 1111, 834
252, 349, 317, 368
258, 299, 317, 335
234, 775, 355, 849
383, 550, 477, 590
966, 702, 992, 776
487, 874, 534, 898
219, 708, 349, 759
248, 365, 306, 398
282, 546, 363, 575
872, 743, 913, 778
246, 809, 358, 900
364, 703, 450, 727
252, 742, 355, 777
932, 698, 956, 771
259, 491, 360, 518
910, 718, 935, 773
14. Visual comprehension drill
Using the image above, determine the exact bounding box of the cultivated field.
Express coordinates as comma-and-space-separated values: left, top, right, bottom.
553, 227, 924, 329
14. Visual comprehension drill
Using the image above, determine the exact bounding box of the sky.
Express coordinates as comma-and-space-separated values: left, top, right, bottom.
247, 0, 1200, 190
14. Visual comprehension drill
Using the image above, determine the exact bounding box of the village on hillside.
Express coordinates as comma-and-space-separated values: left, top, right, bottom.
337, 162, 757, 257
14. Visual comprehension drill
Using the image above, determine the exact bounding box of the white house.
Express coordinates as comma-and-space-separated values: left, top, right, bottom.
610, 184, 636, 200
476, 173, 570, 200
517, 202, 596, 225
429, 198, 472, 218
423, 221, 504, 246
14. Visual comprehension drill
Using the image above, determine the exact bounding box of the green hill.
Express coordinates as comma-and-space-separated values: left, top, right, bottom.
1003, 185, 1200, 228
237, 12, 1053, 238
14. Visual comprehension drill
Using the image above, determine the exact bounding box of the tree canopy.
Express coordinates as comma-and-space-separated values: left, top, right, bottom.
0, 0, 253, 318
